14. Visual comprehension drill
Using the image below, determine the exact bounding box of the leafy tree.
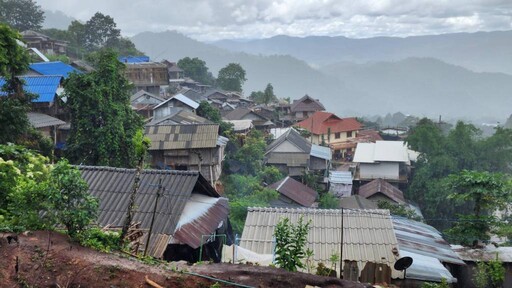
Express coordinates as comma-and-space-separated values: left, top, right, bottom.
47, 160, 98, 239
473, 255, 506, 288
64, 49, 143, 167
177, 57, 214, 85
318, 192, 339, 209
445, 170, 511, 245
0, 0, 44, 31
274, 216, 311, 272
217, 63, 247, 92
250, 83, 277, 105
0, 145, 97, 240
228, 130, 266, 175
84, 12, 121, 51
196, 100, 233, 136
0, 24, 31, 144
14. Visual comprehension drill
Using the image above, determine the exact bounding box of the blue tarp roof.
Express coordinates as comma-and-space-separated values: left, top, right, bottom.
0, 75, 62, 103
118, 56, 150, 63
29, 61, 81, 78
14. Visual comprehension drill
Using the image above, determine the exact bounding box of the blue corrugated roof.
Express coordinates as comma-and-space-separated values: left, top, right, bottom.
118, 56, 150, 63
29, 61, 81, 78
0, 76, 62, 103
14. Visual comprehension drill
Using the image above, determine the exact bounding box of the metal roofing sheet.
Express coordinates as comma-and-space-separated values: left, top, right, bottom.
78, 166, 220, 257
451, 245, 512, 262
353, 143, 375, 163
268, 176, 317, 207
240, 207, 400, 278
266, 128, 311, 154
226, 120, 253, 131
29, 61, 81, 78
354, 141, 410, 164
145, 124, 220, 150
27, 112, 65, 128
392, 217, 464, 265
118, 56, 150, 63
359, 179, 405, 204
154, 93, 199, 110
310, 144, 332, 160
329, 171, 353, 184
401, 250, 457, 283
0, 76, 61, 103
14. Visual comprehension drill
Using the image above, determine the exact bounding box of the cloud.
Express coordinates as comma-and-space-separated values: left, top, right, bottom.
37, 0, 512, 40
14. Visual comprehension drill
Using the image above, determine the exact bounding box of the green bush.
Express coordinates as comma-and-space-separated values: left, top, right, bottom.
78, 227, 120, 252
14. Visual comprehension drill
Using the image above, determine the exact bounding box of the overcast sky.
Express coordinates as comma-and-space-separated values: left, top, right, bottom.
36, 0, 512, 41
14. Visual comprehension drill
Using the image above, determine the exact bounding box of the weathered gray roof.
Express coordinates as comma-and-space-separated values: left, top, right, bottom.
451, 245, 512, 262
145, 124, 220, 150
240, 207, 400, 278
310, 144, 332, 160
78, 166, 221, 257
359, 179, 405, 204
148, 110, 211, 126
392, 217, 464, 265
27, 112, 65, 128
223, 108, 268, 122
339, 195, 378, 209
154, 93, 199, 110
265, 128, 311, 155
329, 171, 353, 184
130, 90, 165, 103
268, 176, 317, 207
290, 94, 325, 112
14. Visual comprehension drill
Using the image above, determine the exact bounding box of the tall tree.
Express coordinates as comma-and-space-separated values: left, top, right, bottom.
177, 57, 214, 85
0, 24, 31, 144
446, 170, 511, 245
84, 12, 121, 51
217, 63, 247, 92
64, 49, 143, 167
250, 83, 277, 105
0, 0, 44, 31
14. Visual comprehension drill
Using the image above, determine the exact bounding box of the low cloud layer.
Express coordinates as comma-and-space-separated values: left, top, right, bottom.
37, 0, 512, 40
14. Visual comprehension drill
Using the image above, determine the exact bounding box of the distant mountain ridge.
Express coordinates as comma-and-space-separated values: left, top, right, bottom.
213, 31, 512, 75
131, 30, 512, 120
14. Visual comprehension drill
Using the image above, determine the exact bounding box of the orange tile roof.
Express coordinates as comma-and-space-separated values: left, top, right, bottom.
295, 111, 363, 134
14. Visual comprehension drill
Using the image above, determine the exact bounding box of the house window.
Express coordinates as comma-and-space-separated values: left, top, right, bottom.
335, 132, 341, 139
347, 131, 353, 138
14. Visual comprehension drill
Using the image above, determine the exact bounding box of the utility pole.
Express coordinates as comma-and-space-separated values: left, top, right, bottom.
339, 207, 344, 278
144, 177, 163, 256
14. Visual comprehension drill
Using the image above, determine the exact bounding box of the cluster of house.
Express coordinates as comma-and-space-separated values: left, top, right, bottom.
6, 34, 511, 286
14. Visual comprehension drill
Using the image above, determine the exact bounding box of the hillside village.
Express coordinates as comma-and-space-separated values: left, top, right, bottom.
2, 4, 512, 288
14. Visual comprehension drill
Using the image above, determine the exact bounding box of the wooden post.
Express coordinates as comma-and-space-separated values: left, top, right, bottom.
144, 177, 163, 256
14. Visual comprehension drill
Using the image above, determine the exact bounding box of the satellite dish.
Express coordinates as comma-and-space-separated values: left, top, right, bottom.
394, 256, 413, 271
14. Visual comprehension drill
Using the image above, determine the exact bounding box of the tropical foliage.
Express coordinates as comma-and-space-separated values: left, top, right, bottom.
274, 216, 311, 272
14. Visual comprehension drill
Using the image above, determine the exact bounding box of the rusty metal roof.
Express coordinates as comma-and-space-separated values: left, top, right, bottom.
392, 217, 464, 265
240, 207, 400, 278
358, 179, 405, 204
79, 166, 222, 258
268, 176, 317, 207
145, 124, 220, 150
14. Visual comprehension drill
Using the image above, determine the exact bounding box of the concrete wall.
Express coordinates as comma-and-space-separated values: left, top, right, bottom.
360, 162, 399, 180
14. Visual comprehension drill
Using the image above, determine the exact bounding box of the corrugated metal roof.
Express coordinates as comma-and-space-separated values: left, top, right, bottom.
329, 171, 353, 184
78, 166, 221, 258
148, 110, 211, 126
268, 176, 317, 207
290, 94, 325, 112
310, 144, 332, 160
266, 128, 311, 155
240, 207, 400, 278
154, 93, 199, 110
339, 196, 378, 210
29, 61, 81, 78
27, 112, 65, 128
451, 245, 512, 262
0, 75, 62, 103
401, 250, 457, 283
359, 179, 405, 204
118, 56, 150, 63
130, 90, 165, 103
174, 194, 229, 249
225, 120, 253, 131
144, 124, 220, 150
392, 217, 464, 265
353, 141, 410, 164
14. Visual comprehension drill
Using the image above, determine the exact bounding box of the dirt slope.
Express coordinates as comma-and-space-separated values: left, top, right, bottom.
0, 231, 370, 287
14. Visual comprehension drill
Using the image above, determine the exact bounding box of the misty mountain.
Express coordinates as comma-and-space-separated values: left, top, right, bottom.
43, 10, 74, 30
131, 30, 349, 105
131, 31, 512, 120
213, 31, 512, 74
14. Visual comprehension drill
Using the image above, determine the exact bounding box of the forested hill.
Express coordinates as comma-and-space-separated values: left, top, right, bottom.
213, 31, 512, 74
132, 31, 512, 120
